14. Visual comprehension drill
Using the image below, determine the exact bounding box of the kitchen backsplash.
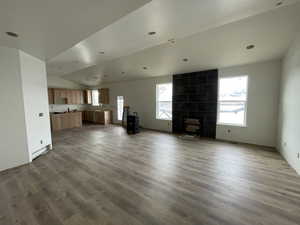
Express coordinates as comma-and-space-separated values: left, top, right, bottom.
85, 104, 113, 111
49, 104, 113, 113
49, 104, 86, 113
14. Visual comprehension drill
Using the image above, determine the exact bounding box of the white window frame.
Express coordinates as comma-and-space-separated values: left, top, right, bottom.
92, 89, 99, 106
156, 83, 172, 121
117, 96, 124, 121
217, 75, 248, 127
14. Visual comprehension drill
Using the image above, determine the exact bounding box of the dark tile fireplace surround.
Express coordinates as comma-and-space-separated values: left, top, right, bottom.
172, 69, 218, 138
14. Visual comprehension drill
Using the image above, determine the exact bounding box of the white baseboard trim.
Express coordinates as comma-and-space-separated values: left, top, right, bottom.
31, 144, 51, 160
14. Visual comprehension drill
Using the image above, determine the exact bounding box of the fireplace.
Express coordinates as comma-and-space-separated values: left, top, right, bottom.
184, 118, 202, 136
172, 69, 218, 138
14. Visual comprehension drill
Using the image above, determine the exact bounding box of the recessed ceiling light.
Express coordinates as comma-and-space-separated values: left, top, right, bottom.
183, 58, 189, 62
143, 67, 148, 70
6, 32, 19, 38
99, 51, 105, 54
246, 45, 255, 50
168, 38, 176, 44
276, 1, 283, 6
122, 72, 125, 75
148, 31, 156, 36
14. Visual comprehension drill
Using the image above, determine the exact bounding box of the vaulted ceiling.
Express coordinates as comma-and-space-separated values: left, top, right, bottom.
0, 0, 151, 60
1, 0, 299, 86
62, 1, 300, 85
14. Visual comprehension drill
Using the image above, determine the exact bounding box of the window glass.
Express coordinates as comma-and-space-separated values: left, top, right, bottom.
92, 90, 99, 106
156, 83, 172, 120
117, 96, 124, 121
218, 76, 248, 126
219, 76, 248, 101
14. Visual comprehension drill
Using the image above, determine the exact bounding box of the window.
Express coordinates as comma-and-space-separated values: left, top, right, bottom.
117, 96, 124, 121
156, 83, 172, 120
92, 90, 99, 106
218, 76, 248, 126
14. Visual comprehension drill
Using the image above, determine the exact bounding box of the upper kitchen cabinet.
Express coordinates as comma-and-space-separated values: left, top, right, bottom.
100, 88, 109, 104
48, 88, 54, 104
53, 88, 67, 104
51, 88, 84, 105
84, 90, 92, 104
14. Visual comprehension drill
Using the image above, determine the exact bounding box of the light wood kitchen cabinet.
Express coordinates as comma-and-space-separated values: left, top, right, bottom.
84, 90, 92, 104
95, 111, 111, 125
51, 112, 82, 131
48, 88, 54, 104
72, 112, 82, 127
53, 89, 67, 104
99, 88, 109, 104
83, 110, 94, 122
50, 88, 84, 105
80, 91, 84, 104
71, 90, 77, 104
83, 110, 112, 125
74, 90, 79, 104
66, 89, 72, 104
60, 113, 71, 129
51, 114, 62, 131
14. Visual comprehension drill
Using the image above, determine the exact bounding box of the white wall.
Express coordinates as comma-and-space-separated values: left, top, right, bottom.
217, 60, 281, 147
0, 47, 30, 171
102, 75, 173, 132
19, 51, 52, 161
278, 32, 300, 174
101, 60, 281, 147
47, 76, 83, 89
0, 47, 52, 172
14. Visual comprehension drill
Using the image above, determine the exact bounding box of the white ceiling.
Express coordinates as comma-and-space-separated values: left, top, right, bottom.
62, 2, 300, 85
0, 0, 151, 60
2, 0, 299, 86
47, 0, 299, 79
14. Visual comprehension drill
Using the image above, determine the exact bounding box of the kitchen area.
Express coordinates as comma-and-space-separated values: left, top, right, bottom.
48, 88, 112, 132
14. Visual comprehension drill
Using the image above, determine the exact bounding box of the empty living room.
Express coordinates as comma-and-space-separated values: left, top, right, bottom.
1, 0, 300, 225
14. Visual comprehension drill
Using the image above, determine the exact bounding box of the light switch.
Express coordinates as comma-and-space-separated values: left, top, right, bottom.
39, 113, 44, 117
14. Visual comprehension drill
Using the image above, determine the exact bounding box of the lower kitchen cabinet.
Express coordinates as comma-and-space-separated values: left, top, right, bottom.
83, 110, 112, 125
51, 112, 82, 131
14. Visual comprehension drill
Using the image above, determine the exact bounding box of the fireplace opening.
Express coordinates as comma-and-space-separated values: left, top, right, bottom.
184, 118, 202, 136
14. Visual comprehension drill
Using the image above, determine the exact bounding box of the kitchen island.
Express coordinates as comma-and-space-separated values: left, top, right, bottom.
50, 111, 82, 131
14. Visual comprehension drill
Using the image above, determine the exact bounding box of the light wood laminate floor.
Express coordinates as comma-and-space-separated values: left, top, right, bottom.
1, 125, 300, 225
